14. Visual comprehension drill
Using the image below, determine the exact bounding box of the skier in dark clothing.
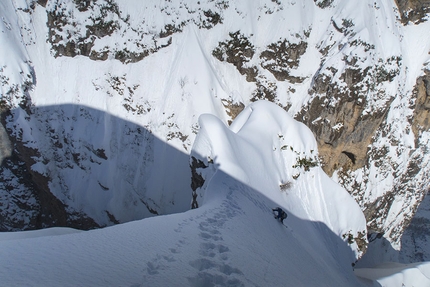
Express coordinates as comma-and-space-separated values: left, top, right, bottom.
272, 207, 287, 224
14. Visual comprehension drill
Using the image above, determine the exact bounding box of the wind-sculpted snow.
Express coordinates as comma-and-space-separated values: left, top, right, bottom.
192, 101, 367, 258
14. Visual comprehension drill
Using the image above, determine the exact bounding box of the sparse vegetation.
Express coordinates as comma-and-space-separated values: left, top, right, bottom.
342, 231, 355, 244
293, 156, 319, 171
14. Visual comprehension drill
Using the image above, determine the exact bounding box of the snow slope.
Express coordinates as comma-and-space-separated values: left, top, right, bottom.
1, 100, 429, 286
192, 100, 366, 256
356, 262, 430, 286
0, 101, 367, 286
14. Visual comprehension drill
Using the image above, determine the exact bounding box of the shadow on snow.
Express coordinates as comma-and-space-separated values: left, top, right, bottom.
0, 103, 378, 286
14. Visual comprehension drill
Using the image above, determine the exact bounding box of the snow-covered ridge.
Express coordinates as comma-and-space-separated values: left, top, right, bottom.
192, 101, 367, 258
1, 100, 429, 286
0, 0, 430, 264
0, 100, 369, 286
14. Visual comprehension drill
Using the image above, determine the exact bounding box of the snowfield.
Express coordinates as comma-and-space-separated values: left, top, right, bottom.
0, 101, 363, 286
0, 100, 428, 286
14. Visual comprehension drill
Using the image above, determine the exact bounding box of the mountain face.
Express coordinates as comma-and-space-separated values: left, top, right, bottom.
0, 0, 430, 257
395, 0, 430, 24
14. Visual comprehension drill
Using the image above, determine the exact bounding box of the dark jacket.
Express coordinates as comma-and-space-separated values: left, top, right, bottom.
272, 207, 287, 221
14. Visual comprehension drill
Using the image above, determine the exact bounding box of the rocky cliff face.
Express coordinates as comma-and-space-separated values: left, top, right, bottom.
1, 0, 430, 256
0, 107, 99, 230
412, 70, 430, 136
395, 0, 430, 24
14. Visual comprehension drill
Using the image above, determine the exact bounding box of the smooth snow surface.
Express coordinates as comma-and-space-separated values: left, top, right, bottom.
0, 227, 82, 241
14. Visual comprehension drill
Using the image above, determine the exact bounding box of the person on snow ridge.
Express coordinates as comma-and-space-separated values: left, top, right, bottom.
272, 207, 287, 224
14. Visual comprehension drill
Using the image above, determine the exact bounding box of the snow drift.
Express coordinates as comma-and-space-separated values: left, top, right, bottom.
192, 100, 367, 259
